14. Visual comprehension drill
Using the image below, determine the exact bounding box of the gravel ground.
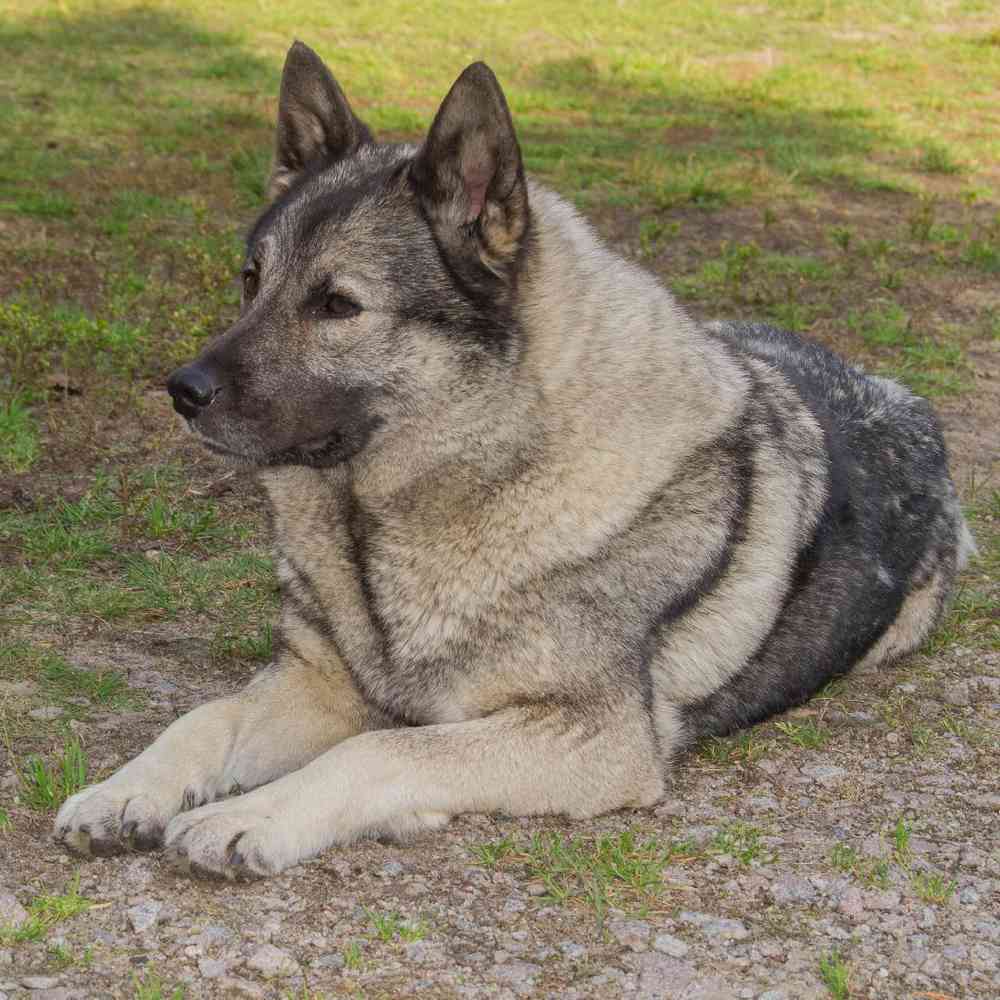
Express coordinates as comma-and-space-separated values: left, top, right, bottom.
2, 416, 997, 1000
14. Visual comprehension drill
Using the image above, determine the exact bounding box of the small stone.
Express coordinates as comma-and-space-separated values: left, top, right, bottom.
215, 978, 265, 999
758, 991, 788, 1000
867, 890, 901, 911
941, 681, 971, 707
198, 925, 234, 950
27, 706, 63, 721
380, 860, 404, 878
491, 961, 541, 988
837, 887, 865, 919
525, 881, 548, 896
770, 874, 816, 906
198, 958, 226, 979
0, 895, 27, 928
313, 953, 344, 970
959, 887, 980, 904
608, 919, 652, 951
21, 979, 61, 990
679, 911, 749, 941
405, 941, 444, 964
245, 944, 297, 978
653, 933, 689, 958
127, 900, 163, 933
633, 953, 696, 997
144, 549, 163, 561
559, 941, 587, 961
800, 764, 846, 786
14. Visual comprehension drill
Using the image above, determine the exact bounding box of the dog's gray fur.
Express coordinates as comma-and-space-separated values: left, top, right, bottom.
55, 45, 974, 877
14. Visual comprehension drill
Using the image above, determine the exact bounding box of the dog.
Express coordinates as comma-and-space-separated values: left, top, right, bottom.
54, 43, 974, 878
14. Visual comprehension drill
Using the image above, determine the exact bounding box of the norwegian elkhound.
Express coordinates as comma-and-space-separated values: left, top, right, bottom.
55, 43, 974, 877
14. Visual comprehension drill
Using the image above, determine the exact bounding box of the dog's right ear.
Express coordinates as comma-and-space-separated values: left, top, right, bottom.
268, 41, 373, 200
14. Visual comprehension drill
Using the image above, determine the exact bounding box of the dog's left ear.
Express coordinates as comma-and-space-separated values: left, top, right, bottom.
269, 41, 373, 199
410, 63, 529, 277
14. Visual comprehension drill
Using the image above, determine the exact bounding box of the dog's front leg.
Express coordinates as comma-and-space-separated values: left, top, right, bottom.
163, 698, 667, 878
54, 655, 378, 858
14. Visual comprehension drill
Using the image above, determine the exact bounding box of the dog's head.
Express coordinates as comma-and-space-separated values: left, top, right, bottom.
167, 44, 530, 467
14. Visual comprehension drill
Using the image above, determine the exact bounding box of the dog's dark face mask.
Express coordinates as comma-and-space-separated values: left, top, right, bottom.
166, 44, 530, 468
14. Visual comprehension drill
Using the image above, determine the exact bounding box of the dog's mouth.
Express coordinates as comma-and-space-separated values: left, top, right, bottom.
191, 425, 367, 469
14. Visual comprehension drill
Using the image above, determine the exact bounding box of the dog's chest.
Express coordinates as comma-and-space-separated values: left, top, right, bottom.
264, 470, 509, 723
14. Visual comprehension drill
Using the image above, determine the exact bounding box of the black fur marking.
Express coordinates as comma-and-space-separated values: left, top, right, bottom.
683, 323, 954, 740
283, 557, 349, 666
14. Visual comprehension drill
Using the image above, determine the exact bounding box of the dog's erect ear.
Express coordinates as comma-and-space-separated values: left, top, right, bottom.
268, 41, 373, 200
410, 63, 529, 276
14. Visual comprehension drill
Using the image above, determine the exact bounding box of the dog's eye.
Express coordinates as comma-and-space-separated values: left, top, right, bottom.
324, 292, 361, 319
242, 270, 259, 302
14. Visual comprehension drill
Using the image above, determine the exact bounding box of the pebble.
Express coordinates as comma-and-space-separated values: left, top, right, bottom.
653, 933, 689, 958
0, 895, 27, 928
197, 958, 226, 979
21, 979, 61, 990
245, 944, 297, 978
491, 961, 541, 987
313, 952, 344, 969
380, 860, 404, 877
127, 900, 163, 933
608, 918, 652, 951
770, 874, 816, 905
941, 681, 971, 707
632, 953, 695, 998
800, 763, 846, 786
559, 941, 587, 961
678, 911, 750, 941
27, 706, 63, 721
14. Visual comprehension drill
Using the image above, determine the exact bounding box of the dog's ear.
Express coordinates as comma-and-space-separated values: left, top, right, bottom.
410, 63, 529, 277
269, 41, 373, 200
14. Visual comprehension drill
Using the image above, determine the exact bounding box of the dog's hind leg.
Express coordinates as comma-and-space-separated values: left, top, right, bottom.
161, 696, 667, 878
54, 654, 379, 859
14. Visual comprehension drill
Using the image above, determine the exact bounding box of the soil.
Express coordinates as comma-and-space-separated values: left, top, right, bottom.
0, 204, 997, 1000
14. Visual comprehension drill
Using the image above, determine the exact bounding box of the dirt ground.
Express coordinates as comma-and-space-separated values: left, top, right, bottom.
1, 218, 998, 1000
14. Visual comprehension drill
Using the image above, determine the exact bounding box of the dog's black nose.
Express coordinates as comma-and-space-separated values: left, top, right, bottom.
167, 364, 220, 418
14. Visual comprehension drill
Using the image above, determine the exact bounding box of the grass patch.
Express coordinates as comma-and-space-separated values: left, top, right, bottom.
697, 730, 767, 765
0, 874, 94, 946
365, 909, 427, 944
132, 968, 187, 1000
472, 829, 695, 921
710, 822, 769, 865
819, 949, 850, 1000
18, 737, 89, 811
911, 871, 957, 905
0, 394, 39, 472
774, 718, 829, 749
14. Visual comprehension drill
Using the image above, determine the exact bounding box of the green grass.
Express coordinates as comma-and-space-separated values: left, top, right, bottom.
697, 730, 768, 765
774, 718, 829, 749
0, 468, 275, 633
342, 941, 364, 970
18, 737, 89, 811
132, 969, 187, 1000
472, 829, 695, 921
365, 909, 427, 944
0, 874, 94, 946
911, 871, 957, 904
819, 949, 850, 1000
0, 394, 39, 472
710, 822, 769, 865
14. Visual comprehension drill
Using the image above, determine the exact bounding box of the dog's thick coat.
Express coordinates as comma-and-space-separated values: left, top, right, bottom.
55, 46, 973, 877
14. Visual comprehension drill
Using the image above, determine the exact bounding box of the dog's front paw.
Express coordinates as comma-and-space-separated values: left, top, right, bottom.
54, 780, 176, 857
163, 795, 301, 880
